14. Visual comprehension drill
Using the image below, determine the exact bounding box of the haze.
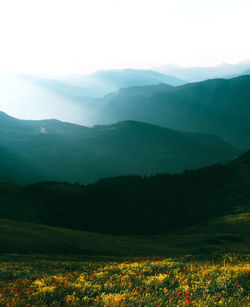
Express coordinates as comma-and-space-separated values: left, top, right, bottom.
0, 0, 250, 75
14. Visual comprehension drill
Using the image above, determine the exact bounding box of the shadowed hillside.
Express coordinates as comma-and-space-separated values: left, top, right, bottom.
0, 151, 249, 236
95, 75, 250, 148
0, 215, 249, 256
0, 112, 240, 184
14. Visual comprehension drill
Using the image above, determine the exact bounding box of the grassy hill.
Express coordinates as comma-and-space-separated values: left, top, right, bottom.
0, 214, 249, 256
0, 151, 249, 256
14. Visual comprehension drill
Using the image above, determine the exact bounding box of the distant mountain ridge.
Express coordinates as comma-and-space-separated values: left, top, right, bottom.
58, 68, 185, 94
0, 112, 240, 184
0, 68, 184, 125
153, 60, 250, 82
94, 75, 250, 148
225, 69, 250, 79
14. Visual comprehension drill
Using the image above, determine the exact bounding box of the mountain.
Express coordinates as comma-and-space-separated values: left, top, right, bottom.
95, 75, 250, 148
0, 151, 249, 237
58, 68, 185, 94
0, 112, 240, 185
153, 60, 250, 82
0, 68, 184, 125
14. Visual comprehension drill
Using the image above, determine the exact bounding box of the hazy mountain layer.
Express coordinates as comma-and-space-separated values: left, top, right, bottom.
225, 69, 250, 79
95, 75, 250, 148
153, 60, 250, 82
57, 68, 185, 94
0, 68, 184, 124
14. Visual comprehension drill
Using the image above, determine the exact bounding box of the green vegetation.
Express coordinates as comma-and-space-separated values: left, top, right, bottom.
0, 212, 249, 256
0, 255, 249, 306
1, 150, 249, 235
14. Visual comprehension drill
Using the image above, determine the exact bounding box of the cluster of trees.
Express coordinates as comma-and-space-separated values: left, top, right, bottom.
23, 159, 249, 235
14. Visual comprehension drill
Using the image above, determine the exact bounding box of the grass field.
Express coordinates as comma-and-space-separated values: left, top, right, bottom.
0, 212, 249, 305
0, 255, 249, 306
0, 213, 249, 257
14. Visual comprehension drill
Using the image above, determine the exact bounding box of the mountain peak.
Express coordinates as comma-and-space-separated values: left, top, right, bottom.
0, 111, 18, 122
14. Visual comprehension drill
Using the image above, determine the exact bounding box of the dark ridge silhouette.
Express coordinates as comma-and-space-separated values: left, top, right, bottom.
0, 112, 241, 184
0, 151, 249, 235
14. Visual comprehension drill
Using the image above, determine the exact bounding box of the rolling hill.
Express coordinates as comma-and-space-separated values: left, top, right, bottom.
0, 112, 240, 184
0, 214, 249, 256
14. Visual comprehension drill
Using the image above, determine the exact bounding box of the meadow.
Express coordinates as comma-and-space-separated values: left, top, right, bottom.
0, 255, 249, 306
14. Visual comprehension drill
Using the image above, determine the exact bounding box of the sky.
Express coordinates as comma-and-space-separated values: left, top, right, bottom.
0, 0, 249, 75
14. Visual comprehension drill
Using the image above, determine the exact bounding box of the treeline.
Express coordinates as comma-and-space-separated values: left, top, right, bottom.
23, 161, 250, 235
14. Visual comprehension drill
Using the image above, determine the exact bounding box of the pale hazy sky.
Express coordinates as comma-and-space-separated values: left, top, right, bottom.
0, 0, 249, 75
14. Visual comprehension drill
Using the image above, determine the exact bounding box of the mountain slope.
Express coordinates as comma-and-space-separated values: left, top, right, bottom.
0, 112, 240, 184
96, 75, 250, 148
0, 216, 249, 256
0, 151, 249, 235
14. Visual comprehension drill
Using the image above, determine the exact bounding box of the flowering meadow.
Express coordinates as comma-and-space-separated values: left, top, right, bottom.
0, 255, 249, 306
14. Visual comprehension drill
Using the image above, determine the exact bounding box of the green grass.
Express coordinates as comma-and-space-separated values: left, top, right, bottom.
0, 254, 249, 306
0, 213, 249, 257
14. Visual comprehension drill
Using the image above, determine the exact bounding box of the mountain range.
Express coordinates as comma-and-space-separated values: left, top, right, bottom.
2, 68, 250, 148
0, 112, 240, 185
0, 68, 184, 124
57, 68, 185, 94
152, 60, 250, 82
93, 75, 250, 148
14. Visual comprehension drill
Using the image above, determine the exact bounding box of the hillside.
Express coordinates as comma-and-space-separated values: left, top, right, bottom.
0, 215, 249, 256
0, 112, 240, 185
0, 151, 249, 236
95, 75, 250, 148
